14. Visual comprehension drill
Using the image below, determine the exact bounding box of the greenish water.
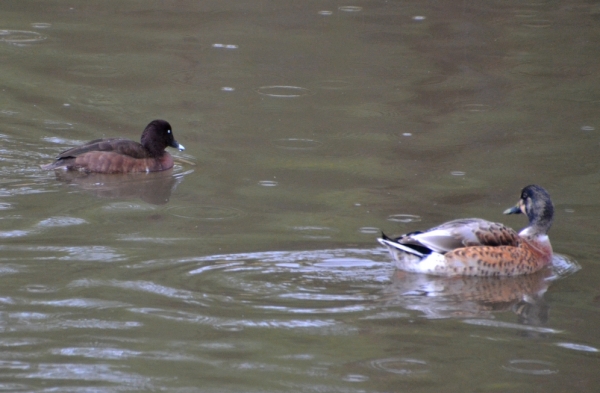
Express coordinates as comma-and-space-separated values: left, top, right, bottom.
0, 1, 599, 391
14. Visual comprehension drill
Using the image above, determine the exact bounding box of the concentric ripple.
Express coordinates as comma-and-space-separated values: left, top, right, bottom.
503, 359, 558, 375
256, 86, 312, 98
369, 357, 429, 375
0, 30, 47, 44
358, 227, 380, 235
338, 6, 363, 12
460, 103, 492, 112
43, 120, 75, 130
291, 226, 337, 240
258, 180, 278, 187
30, 23, 52, 29
386, 214, 421, 223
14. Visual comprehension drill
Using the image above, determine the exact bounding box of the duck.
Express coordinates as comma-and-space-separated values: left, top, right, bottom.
41, 119, 185, 173
378, 185, 554, 277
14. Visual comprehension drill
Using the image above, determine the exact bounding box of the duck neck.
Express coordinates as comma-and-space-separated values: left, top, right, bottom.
525, 203, 553, 236
141, 136, 165, 157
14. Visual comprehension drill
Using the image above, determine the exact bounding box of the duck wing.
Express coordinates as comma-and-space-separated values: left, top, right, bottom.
56, 139, 151, 159
403, 218, 520, 253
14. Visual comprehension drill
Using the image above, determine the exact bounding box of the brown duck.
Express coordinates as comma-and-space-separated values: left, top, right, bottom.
41, 119, 185, 173
378, 185, 554, 276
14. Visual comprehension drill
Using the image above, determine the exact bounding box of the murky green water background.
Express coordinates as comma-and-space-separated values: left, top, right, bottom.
0, 1, 599, 391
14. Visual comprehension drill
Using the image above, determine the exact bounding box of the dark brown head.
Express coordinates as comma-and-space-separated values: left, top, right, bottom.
504, 184, 553, 234
140, 120, 185, 157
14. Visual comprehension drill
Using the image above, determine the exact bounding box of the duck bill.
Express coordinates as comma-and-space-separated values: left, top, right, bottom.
172, 140, 185, 151
503, 204, 521, 215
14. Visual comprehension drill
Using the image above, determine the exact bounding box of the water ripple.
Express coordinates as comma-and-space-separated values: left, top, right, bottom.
217, 318, 341, 331
24, 363, 151, 385
0, 245, 125, 262
257, 85, 312, 98
291, 226, 337, 239
0, 30, 47, 44
30, 22, 52, 29
387, 214, 421, 223
167, 205, 246, 220
358, 227, 380, 234
503, 359, 558, 375
258, 180, 278, 187
52, 347, 142, 359
0, 360, 30, 370
35, 216, 87, 228
0, 230, 30, 238
99, 279, 209, 305
43, 120, 75, 130
261, 304, 371, 314
556, 342, 599, 353
130, 308, 219, 324
338, 6, 363, 12
462, 319, 562, 334
2, 312, 141, 332
369, 357, 429, 375
31, 298, 127, 309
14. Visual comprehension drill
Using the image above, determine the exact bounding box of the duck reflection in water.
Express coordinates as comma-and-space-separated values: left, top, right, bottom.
380, 254, 579, 326
51, 169, 186, 205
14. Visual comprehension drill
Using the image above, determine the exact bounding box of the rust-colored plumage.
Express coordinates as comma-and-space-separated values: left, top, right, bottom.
378, 185, 554, 277
41, 120, 184, 173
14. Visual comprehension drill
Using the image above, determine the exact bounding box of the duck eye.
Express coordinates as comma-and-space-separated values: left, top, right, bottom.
168, 130, 171, 134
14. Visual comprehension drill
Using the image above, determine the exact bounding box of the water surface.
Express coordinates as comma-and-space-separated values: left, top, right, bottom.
0, 1, 599, 391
